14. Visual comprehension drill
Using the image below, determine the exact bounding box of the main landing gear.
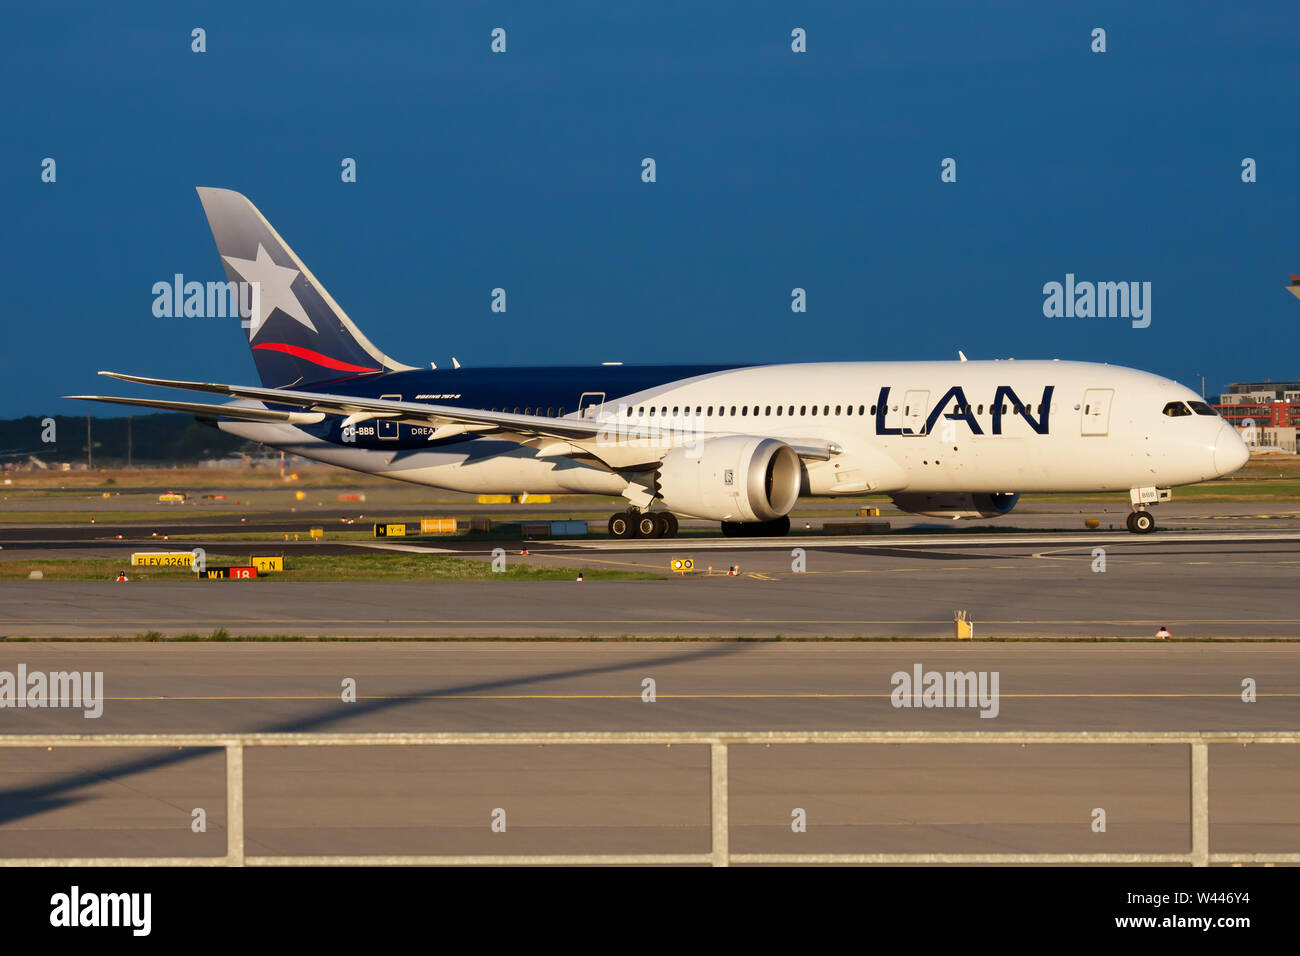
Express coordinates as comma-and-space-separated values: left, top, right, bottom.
608, 510, 679, 539
721, 515, 791, 538
1126, 510, 1155, 534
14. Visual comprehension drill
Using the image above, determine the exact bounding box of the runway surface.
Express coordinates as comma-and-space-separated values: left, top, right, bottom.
1, 642, 1296, 860
2, 531, 1298, 638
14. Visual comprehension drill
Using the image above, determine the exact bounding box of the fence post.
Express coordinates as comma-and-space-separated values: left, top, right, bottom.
1190, 742, 1209, 867
227, 742, 245, 866
711, 741, 729, 866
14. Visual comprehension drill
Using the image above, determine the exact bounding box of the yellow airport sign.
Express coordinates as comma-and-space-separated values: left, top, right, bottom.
670, 557, 694, 574
955, 609, 973, 640
131, 552, 194, 567
250, 556, 284, 572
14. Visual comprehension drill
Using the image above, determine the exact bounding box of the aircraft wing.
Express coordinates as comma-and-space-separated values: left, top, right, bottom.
64, 393, 329, 425
77, 371, 610, 442
70, 371, 841, 463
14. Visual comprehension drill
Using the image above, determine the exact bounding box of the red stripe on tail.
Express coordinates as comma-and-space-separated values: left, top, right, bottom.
252, 343, 381, 374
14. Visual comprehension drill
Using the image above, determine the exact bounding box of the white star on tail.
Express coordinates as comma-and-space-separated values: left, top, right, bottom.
222, 243, 316, 338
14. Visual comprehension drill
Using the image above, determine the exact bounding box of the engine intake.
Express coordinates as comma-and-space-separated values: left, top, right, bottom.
657, 436, 801, 522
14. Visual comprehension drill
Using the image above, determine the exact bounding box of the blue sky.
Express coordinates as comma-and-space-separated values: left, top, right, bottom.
2, 1, 1297, 417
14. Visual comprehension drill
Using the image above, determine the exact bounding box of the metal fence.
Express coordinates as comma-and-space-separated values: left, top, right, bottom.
2, 730, 1298, 866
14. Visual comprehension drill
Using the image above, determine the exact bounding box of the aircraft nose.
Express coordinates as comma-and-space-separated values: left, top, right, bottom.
1212, 423, 1250, 476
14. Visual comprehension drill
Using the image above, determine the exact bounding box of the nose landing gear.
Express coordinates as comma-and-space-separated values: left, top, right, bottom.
1126, 510, 1155, 534
1126, 487, 1168, 534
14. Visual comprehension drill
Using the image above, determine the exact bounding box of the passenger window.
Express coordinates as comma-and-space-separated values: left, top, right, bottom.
741, 406, 748, 416
730, 406, 737, 415
765, 406, 772, 415
811, 406, 818, 416
649, 407, 656, 417
835, 405, 842, 415
707, 406, 713, 416
800, 406, 806, 415
776, 406, 783, 416
823, 405, 830, 415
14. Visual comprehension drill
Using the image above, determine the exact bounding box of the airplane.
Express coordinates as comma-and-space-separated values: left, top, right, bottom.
69, 187, 1251, 538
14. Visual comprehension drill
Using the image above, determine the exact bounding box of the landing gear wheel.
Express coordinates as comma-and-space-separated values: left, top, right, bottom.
608, 512, 635, 539
636, 513, 663, 538
1128, 510, 1155, 534
656, 513, 678, 538
762, 515, 791, 537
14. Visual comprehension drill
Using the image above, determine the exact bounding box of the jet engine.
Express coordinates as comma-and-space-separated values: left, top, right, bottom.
656, 436, 801, 522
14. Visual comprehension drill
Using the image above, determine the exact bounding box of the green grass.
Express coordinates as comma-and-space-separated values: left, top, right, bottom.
2, 553, 662, 582
0, 509, 255, 524
1019, 479, 1300, 503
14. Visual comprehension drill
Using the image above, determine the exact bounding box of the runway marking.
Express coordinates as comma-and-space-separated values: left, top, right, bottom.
91, 692, 1300, 702
558, 530, 1300, 552
347, 543, 457, 555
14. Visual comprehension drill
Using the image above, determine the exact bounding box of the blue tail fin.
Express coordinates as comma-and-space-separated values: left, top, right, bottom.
196, 187, 414, 388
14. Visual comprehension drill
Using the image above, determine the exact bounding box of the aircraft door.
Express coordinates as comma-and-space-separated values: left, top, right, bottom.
578, 391, 605, 420
379, 394, 400, 439
1081, 388, 1113, 436
902, 389, 930, 435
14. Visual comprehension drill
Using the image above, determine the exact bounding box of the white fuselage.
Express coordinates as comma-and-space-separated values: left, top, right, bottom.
219, 360, 1249, 498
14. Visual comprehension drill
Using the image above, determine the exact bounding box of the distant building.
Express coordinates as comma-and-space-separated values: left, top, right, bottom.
1218, 381, 1300, 405
1215, 381, 1299, 453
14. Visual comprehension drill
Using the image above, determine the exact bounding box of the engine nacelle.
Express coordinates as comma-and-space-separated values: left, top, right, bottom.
657, 436, 801, 522
889, 492, 1020, 519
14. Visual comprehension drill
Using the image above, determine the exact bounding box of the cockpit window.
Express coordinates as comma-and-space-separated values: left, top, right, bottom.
1162, 401, 1192, 417
1188, 401, 1218, 417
